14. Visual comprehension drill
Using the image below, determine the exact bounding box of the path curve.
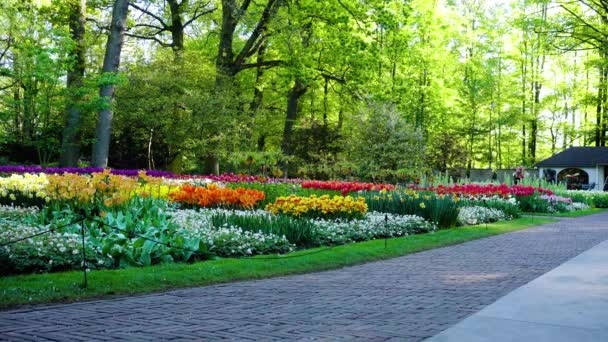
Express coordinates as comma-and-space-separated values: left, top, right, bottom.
2, 213, 608, 341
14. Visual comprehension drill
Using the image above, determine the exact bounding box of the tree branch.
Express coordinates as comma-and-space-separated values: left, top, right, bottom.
0, 38, 11, 63
560, 4, 605, 37
239, 0, 253, 18
129, 3, 169, 29
0, 81, 16, 91
125, 32, 172, 47
183, 5, 217, 28
234, 0, 278, 67
131, 23, 166, 31
336, 0, 365, 30
238, 59, 283, 70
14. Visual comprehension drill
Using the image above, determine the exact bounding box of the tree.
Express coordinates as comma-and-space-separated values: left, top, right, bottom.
92, 0, 129, 167
59, 0, 86, 167
350, 102, 425, 180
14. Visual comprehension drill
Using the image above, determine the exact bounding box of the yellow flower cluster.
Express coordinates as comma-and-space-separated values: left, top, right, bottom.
46, 170, 177, 207
0, 171, 180, 208
0, 173, 51, 203
265, 194, 367, 219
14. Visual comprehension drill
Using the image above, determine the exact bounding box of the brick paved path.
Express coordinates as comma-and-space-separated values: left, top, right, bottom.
2, 213, 608, 341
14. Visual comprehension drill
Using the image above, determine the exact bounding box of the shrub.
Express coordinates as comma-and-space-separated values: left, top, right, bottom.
590, 193, 608, 208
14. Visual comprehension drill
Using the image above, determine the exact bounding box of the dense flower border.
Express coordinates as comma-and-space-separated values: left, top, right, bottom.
265, 194, 367, 219
0, 165, 173, 178
302, 180, 395, 195
169, 184, 265, 209
414, 184, 553, 198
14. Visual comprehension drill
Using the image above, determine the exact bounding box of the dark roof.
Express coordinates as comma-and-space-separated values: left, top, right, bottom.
536, 147, 608, 167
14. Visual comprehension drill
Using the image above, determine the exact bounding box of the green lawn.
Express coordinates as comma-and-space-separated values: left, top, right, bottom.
0, 217, 556, 310
524, 208, 608, 218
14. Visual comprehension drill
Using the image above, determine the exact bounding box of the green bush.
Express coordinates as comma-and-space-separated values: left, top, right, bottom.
516, 195, 551, 213
590, 193, 608, 208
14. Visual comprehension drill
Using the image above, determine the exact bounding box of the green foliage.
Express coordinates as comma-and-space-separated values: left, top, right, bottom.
459, 199, 522, 219
590, 193, 608, 208
210, 212, 319, 248
350, 102, 426, 181
0, 0, 606, 174
361, 191, 459, 228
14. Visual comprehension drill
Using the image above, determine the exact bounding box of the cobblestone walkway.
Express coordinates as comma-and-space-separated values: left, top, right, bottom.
2, 213, 608, 341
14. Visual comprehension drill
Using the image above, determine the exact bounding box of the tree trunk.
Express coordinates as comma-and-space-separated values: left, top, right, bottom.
166, 0, 186, 172
596, 62, 605, 146
167, 0, 185, 55
92, 0, 129, 168
528, 4, 546, 164
249, 43, 266, 148
60, 0, 86, 167
281, 79, 308, 156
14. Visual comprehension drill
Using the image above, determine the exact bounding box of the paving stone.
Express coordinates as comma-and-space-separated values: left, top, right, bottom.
2, 214, 608, 341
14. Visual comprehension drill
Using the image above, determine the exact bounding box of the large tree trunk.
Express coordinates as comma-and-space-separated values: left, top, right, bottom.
281, 79, 308, 156
167, 0, 185, 54
249, 42, 266, 149
92, 0, 129, 168
166, 0, 186, 172
216, 0, 238, 85
60, 0, 86, 167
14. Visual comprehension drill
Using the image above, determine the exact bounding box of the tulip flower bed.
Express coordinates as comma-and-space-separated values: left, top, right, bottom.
414, 183, 553, 198
265, 194, 368, 220
0, 168, 598, 276
0, 165, 173, 178
169, 184, 266, 209
302, 180, 395, 195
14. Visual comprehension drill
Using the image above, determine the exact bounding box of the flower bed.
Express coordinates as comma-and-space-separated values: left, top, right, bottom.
302, 180, 395, 195
361, 190, 459, 228
457, 206, 510, 226
265, 194, 367, 220
312, 212, 435, 245
169, 184, 265, 209
555, 190, 608, 208
0, 165, 173, 178
5, 168, 570, 276
0, 173, 50, 207
414, 184, 553, 198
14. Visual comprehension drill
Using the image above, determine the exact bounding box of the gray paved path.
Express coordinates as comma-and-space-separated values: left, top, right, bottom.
2, 213, 608, 341
428, 238, 608, 342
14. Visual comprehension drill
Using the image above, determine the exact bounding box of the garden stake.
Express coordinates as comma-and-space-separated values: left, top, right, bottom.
80, 219, 88, 289
384, 214, 388, 249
